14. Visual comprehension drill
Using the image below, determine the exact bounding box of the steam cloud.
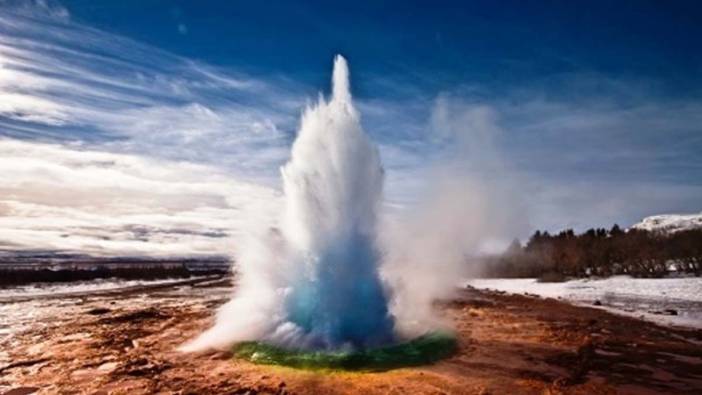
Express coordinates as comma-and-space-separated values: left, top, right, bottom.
381, 97, 527, 336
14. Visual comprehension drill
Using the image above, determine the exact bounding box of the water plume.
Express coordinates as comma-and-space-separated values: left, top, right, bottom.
183, 55, 395, 351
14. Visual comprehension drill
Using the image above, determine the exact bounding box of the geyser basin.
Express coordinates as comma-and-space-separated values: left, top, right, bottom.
232, 331, 457, 371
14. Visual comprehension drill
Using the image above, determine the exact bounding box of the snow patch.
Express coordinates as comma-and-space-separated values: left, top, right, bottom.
466, 276, 702, 329
631, 212, 702, 233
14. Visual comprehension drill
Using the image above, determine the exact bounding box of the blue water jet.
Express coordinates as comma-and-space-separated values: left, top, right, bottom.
277, 55, 395, 349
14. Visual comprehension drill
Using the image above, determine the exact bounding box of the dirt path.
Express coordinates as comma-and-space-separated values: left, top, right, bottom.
1, 282, 701, 394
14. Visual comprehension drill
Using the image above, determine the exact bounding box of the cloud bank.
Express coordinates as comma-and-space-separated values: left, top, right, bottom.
0, 139, 280, 256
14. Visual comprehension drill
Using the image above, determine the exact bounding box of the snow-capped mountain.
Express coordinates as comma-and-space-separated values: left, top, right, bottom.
631, 212, 702, 233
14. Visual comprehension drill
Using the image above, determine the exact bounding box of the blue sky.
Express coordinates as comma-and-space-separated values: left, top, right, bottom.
64, 1, 702, 90
0, 0, 701, 255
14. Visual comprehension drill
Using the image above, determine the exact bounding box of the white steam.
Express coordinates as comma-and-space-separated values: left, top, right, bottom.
382, 97, 526, 336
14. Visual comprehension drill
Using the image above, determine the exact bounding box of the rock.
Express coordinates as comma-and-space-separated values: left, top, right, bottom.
120, 357, 171, 377
87, 308, 111, 315
477, 387, 491, 395
71, 368, 95, 380
2, 387, 40, 395
99, 308, 164, 324
0, 358, 49, 373
97, 361, 119, 373
593, 300, 602, 306
651, 309, 679, 316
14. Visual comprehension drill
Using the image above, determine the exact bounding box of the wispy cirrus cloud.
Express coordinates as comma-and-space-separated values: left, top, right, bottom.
0, 5, 303, 183
0, 0, 69, 21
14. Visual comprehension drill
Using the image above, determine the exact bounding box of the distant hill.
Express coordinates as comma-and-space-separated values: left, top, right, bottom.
631, 212, 702, 233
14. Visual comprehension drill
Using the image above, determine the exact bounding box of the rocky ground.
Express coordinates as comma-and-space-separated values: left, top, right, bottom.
1, 278, 702, 394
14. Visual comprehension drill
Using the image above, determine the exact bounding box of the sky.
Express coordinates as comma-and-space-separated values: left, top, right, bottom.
0, 0, 701, 256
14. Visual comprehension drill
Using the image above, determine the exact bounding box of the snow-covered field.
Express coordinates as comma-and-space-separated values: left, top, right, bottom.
0, 276, 230, 340
0, 277, 198, 300
466, 276, 702, 329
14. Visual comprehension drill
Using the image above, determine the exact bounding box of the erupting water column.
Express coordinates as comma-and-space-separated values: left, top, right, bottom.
278, 55, 395, 349
183, 55, 399, 354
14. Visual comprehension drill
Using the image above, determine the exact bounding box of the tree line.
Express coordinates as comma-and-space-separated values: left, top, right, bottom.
483, 225, 702, 279
0, 265, 229, 286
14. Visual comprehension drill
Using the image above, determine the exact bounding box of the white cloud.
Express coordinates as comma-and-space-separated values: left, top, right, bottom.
0, 0, 69, 21
0, 92, 69, 125
0, 6, 299, 256
0, 139, 282, 256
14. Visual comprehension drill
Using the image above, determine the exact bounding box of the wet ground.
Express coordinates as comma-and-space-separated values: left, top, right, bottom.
1, 278, 701, 394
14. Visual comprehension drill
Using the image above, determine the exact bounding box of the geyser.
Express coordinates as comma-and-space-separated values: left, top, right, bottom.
277, 54, 394, 349
184, 55, 397, 352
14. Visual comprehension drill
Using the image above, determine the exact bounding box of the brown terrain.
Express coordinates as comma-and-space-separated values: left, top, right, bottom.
1, 278, 701, 395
